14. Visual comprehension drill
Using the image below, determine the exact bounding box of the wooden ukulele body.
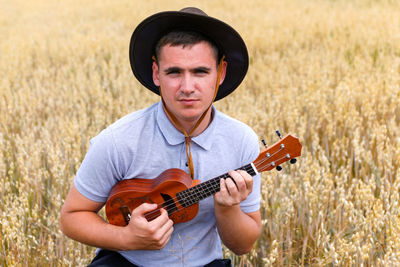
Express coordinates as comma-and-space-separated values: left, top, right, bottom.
105, 168, 200, 226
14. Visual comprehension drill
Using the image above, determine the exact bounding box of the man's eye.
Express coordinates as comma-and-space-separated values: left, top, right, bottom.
167, 70, 179, 75
165, 68, 181, 75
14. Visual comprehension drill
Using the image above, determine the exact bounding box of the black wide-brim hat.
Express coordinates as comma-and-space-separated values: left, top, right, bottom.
129, 7, 249, 101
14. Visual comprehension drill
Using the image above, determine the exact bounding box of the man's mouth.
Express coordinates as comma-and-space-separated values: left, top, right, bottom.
179, 99, 198, 105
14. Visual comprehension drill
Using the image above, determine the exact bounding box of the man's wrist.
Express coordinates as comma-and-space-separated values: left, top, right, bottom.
214, 200, 240, 214
109, 223, 132, 251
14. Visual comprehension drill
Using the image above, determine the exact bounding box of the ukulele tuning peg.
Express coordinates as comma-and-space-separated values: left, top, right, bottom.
276, 130, 282, 139
261, 139, 267, 148
290, 158, 297, 164
276, 165, 282, 171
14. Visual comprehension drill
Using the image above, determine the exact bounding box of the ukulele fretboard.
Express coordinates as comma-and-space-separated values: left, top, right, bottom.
176, 163, 257, 208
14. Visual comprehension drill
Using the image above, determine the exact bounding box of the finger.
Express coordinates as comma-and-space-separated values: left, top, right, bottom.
232, 175, 246, 194
150, 218, 173, 247
159, 221, 174, 242
219, 178, 228, 196
133, 203, 158, 216
164, 224, 174, 240
220, 178, 238, 197
150, 210, 173, 245
216, 179, 238, 206
225, 177, 240, 197
237, 170, 253, 192
130, 203, 159, 223
156, 209, 173, 230
227, 171, 245, 192
150, 208, 170, 227
157, 225, 174, 249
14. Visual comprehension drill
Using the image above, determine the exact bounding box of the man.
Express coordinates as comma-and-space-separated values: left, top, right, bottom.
60, 7, 262, 267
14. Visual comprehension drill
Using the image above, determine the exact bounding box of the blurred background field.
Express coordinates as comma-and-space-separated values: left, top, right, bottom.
1, 0, 399, 266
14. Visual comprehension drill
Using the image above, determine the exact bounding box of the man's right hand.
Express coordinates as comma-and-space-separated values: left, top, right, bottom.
121, 203, 174, 250
60, 185, 174, 252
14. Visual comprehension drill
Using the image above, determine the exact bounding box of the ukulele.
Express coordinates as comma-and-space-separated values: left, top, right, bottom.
105, 134, 302, 226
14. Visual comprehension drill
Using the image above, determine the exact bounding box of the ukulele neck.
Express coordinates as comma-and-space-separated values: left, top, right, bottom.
176, 163, 257, 208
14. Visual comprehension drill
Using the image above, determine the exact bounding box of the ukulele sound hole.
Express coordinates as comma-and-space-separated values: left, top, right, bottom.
160, 193, 177, 216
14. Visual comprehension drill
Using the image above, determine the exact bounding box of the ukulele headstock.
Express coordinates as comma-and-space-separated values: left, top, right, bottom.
253, 134, 302, 173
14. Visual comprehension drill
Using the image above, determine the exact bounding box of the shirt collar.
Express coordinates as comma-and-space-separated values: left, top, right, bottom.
156, 101, 216, 151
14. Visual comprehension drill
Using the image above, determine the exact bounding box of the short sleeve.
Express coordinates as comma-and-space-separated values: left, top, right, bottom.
74, 128, 122, 203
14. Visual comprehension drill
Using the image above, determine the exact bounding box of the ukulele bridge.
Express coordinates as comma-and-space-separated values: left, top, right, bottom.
119, 206, 131, 225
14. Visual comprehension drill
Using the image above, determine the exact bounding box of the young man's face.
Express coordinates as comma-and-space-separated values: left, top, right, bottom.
152, 41, 227, 130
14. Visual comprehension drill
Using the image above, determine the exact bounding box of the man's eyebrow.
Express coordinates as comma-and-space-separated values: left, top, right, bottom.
164, 67, 182, 73
192, 67, 211, 72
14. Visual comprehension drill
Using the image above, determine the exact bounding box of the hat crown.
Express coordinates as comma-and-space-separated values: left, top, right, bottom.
179, 7, 208, 16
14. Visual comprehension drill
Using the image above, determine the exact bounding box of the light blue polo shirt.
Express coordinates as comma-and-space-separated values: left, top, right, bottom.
74, 101, 261, 267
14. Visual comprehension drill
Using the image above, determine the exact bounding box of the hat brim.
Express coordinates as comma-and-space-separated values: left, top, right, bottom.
129, 10, 249, 101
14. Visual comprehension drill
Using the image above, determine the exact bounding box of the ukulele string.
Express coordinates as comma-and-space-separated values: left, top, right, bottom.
144, 154, 289, 221
145, 153, 288, 221
253, 148, 282, 169
253, 146, 287, 171
145, 152, 289, 221
144, 164, 256, 220
144, 177, 222, 221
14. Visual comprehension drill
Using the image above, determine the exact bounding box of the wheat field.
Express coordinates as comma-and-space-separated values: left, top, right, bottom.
1, 0, 399, 266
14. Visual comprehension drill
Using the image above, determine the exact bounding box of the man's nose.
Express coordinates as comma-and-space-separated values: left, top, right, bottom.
180, 73, 195, 94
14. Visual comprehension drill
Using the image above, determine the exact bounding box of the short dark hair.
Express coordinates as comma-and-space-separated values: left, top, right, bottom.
154, 31, 220, 64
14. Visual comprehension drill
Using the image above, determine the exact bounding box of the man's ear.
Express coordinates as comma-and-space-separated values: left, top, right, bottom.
152, 61, 160, 86
218, 61, 228, 86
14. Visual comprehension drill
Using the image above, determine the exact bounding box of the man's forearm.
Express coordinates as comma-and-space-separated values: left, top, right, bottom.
214, 203, 261, 255
60, 210, 129, 251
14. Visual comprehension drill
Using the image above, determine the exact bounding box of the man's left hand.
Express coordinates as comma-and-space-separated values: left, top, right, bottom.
214, 170, 253, 207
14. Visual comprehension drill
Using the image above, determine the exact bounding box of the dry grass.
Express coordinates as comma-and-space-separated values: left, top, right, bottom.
1, 0, 399, 266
